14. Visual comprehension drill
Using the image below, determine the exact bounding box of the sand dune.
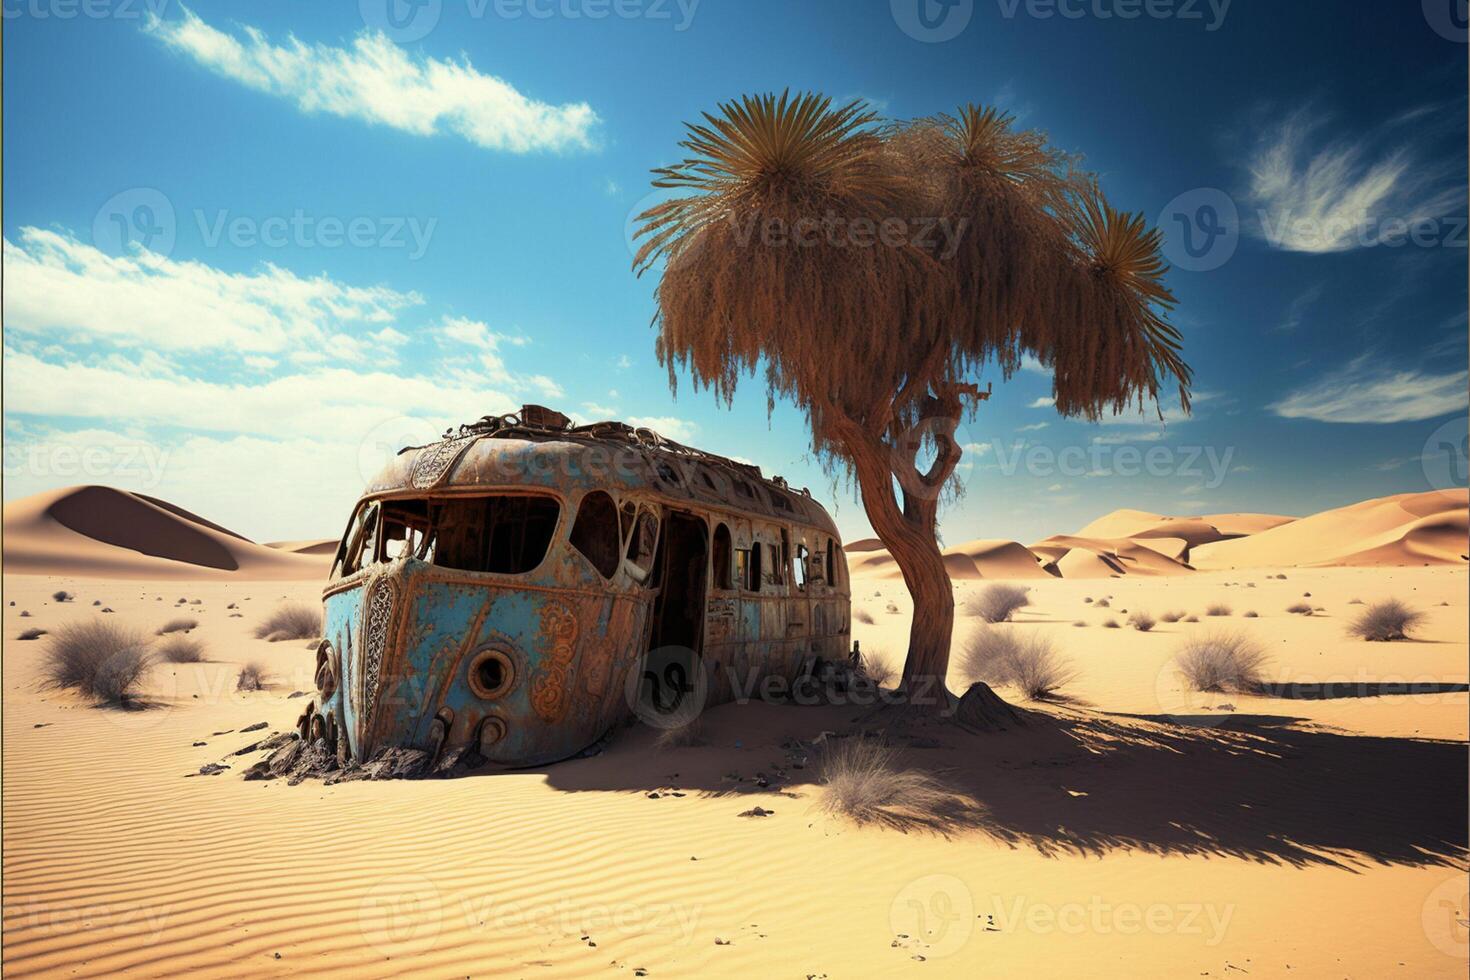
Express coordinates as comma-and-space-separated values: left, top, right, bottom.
847, 538, 1055, 580
3, 486, 329, 580
264, 538, 339, 557
1193, 489, 1469, 569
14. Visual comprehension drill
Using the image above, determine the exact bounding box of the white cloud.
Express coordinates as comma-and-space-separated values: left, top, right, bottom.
1247, 107, 1461, 253
1270, 355, 1469, 423
434, 316, 562, 400
3, 348, 517, 442
1016, 422, 1049, 432
149, 8, 599, 154
1027, 396, 1054, 408
3, 227, 420, 355
582, 402, 617, 418
961, 441, 991, 456
616, 354, 633, 369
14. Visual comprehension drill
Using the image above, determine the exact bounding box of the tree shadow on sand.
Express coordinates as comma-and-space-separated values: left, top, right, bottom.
534, 699, 1467, 869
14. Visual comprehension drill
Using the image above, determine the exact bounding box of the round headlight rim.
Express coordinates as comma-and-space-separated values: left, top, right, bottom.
467, 646, 516, 700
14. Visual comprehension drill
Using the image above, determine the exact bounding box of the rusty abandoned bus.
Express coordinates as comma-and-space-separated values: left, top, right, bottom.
298, 406, 851, 770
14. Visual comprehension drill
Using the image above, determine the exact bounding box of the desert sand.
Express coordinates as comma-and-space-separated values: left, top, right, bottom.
2, 487, 1466, 977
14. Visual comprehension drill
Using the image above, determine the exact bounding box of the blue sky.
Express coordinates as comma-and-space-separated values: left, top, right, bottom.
4, 0, 1466, 545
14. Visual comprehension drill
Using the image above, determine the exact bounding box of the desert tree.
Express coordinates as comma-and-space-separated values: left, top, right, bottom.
634, 92, 1190, 702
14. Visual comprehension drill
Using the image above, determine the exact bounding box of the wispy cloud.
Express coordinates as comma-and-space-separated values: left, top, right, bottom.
148, 8, 599, 154
1270, 355, 1468, 423
1246, 105, 1461, 253
3, 227, 419, 357
1276, 283, 1323, 332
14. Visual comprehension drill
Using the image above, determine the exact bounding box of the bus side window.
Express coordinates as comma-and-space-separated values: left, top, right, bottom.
745, 542, 763, 591
794, 544, 809, 591
825, 538, 835, 585
712, 523, 733, 590
570, 490, 621, 579
768, 543, 783, 586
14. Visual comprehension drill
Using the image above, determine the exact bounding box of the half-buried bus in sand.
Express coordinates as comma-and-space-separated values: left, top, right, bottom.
299, 406, 851, 771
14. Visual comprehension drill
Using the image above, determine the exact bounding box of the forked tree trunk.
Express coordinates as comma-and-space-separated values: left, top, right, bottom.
842, 426, 957, 708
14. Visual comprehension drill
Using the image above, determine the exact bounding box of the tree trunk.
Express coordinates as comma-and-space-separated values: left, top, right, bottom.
841, 426, 956, 708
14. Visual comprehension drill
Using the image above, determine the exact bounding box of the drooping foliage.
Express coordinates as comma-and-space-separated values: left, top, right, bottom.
634, 91, 1191, 467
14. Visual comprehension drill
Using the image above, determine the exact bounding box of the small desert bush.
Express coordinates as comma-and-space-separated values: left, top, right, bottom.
1102, 618, 1120, 628
1175, 631, 1268, 693
859, 653, 897, 689
1128, 611, 1156, 632
1243, 611, 1259, 618
18, 628, 46, 640
1347, 599, 1424, 642
1285, 602, 1313, 616
41, 621, 153, 705
236, 661, 268, 691
51, 590, 73, 602
959, 627, 1074, 700
1094, 598, 1110, 608
965, 584, 1030, 624
253, 603, 321, 642
158, 634, 206, 664
653, 717, 705, 750
854, 608, 875, 625
817, 738, 954, 828
1073, 620, 1086, 627
157, 617, 198, 634
1205, 603, 1232, 617
1184, 615, 1199, 623
1159, 610, 1185, 623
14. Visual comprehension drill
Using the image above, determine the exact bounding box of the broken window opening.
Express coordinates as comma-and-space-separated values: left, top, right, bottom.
794, 543, 809, 591
426, 494, 560, 575
712, 522, 733, 590
570, 490, 621, 579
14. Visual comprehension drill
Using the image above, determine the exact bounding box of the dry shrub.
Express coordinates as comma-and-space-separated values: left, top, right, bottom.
253, 603, 321, 642
1072, 620, 1086, 627
18, 628, 47, 640
653, 717, 705, 750
41, 621, 153, 705
1243, 611, 1259, 618
1094, 598, 1111, 608
1347, 599, 1424, 642
1175, 631, 1268, 693
1183, 614, 1199, 623
817, 738, 958, 830
1102, 618, 1120, 628
1205, 603, 1232, 617
965, 584, 1030, 623
1128, 611, 1156, 632
959, 627, 1074, 700
236, 661, 268, 691
157, 617, 198, 634
51, 590, 73, 602
859, 652, 897, 688
158, 634, 206, 663
1285, 602, 1313, 615
854, 608, 876, 625
1160, 610, 1185, 623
